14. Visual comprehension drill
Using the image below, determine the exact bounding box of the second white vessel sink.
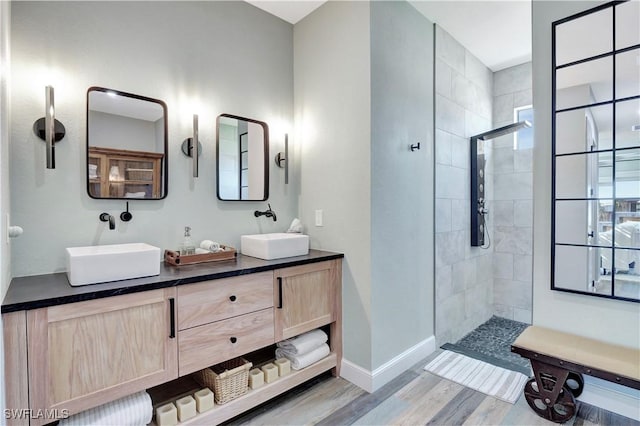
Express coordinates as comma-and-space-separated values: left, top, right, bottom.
241, 233, 309, 260
66, 243, 161, 286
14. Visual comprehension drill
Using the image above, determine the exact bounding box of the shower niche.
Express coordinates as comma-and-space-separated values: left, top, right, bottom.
551, 1, 640, 302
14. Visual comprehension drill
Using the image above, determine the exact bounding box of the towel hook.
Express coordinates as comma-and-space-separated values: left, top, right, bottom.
410, 142, 421, 152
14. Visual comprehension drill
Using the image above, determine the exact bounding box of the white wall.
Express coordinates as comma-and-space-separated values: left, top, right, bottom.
247, 122, 265, 200
294, 1, 372, 370
533, 3, 640, 417
10, 1, 296, 276
1, 0, 11, 298
218, 122, 239, 199
370, 0, 434, 370
532, 0, 640, 347
89, 111, 162, 153
0, 0, 10, 417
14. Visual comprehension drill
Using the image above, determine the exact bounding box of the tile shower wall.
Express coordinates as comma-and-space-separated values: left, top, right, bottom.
491, 62, 533, 324
435, 26, 494, 345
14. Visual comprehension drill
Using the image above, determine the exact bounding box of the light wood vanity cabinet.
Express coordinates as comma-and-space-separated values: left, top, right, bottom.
26, 288, 178, 424
3, 255, 342, 425
177, 272, 276, 376
274, 259, 343, 375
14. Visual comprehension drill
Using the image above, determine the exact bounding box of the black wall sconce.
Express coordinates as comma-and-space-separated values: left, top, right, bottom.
274, 133, 289, 184
181, 114, 202, 178
33, 86, 66, 169
470, 121, 531, 247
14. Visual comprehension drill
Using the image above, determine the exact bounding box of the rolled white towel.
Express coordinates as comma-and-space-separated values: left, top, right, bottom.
276, 343, 330, 370
59, 391, 152, 426
276, 329, 327, 355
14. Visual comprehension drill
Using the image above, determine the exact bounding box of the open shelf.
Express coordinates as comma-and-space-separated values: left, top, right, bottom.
148, 353, 337, 426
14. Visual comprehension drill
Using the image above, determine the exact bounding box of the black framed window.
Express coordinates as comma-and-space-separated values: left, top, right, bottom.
552, 1, 640, 302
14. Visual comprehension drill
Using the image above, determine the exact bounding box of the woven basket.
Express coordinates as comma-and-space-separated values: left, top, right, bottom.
193, 358, 252, 404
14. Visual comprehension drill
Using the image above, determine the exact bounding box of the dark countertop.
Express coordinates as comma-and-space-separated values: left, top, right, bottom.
1, 250, 343, 314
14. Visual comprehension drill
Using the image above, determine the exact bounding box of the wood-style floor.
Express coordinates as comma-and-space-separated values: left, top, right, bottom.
224, 351, 640, 426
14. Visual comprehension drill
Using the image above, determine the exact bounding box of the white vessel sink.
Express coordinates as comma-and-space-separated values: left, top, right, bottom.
66, 243, 161, 286
241, 233, 309, 260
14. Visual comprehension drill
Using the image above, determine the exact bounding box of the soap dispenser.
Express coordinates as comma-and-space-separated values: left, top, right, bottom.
180, 226, 196, 255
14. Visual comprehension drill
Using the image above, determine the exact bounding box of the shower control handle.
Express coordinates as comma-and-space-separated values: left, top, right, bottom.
477, 198, 488, 215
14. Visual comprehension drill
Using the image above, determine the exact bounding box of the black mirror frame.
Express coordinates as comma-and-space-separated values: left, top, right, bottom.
215, 113, 269, 201
86, 86, 169, 200
551, 1, 640, 303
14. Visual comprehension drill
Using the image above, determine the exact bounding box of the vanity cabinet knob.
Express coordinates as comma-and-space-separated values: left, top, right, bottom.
229, 295, 237, 302
230, 337, 237, 344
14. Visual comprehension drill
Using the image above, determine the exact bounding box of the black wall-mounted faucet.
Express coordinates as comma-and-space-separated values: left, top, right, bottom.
99, 212, 115, 230
254, 203, 277, 222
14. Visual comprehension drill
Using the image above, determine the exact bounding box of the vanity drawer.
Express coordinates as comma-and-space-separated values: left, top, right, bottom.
178, 308, 275, 376
177, 271, 273, 330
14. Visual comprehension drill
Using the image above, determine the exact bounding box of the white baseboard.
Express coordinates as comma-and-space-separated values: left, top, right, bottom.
578, 376, 640, 421
340, 336, 436, 393
340, 359, 375, 393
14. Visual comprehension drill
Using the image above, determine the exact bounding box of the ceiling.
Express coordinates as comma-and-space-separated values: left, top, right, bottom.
246, 0, 532, 72
410, 1, 531, 71
245, 1, 326, 25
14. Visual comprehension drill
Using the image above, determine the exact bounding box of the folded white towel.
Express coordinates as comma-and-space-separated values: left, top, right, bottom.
59, 391, 152, 426
276, 343, 330, 370
287, 218, 303, 233
125, 192, 146, 198
276, 329, 327, 355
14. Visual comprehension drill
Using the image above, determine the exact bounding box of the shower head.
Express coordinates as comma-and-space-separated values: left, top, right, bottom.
473, 120, 532, 141
469, 119, 531, 247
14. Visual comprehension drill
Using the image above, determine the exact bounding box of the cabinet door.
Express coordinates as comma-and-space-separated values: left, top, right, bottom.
27, 288, 178, 421
274, 260, 340, 341
107, 156, 158, 198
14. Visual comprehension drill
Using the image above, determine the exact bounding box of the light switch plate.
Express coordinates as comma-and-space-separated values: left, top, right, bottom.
315, 210, 323, 227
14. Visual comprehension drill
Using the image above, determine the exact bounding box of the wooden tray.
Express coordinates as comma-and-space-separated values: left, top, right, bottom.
164, 246, 236, 266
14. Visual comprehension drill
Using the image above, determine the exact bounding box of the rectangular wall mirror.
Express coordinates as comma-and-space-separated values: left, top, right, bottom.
216, 114, 269, 201
86, 87, 168, 199
552, 1, 640, 302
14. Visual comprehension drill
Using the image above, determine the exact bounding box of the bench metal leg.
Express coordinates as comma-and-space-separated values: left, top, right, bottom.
523, 360, 577, 423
